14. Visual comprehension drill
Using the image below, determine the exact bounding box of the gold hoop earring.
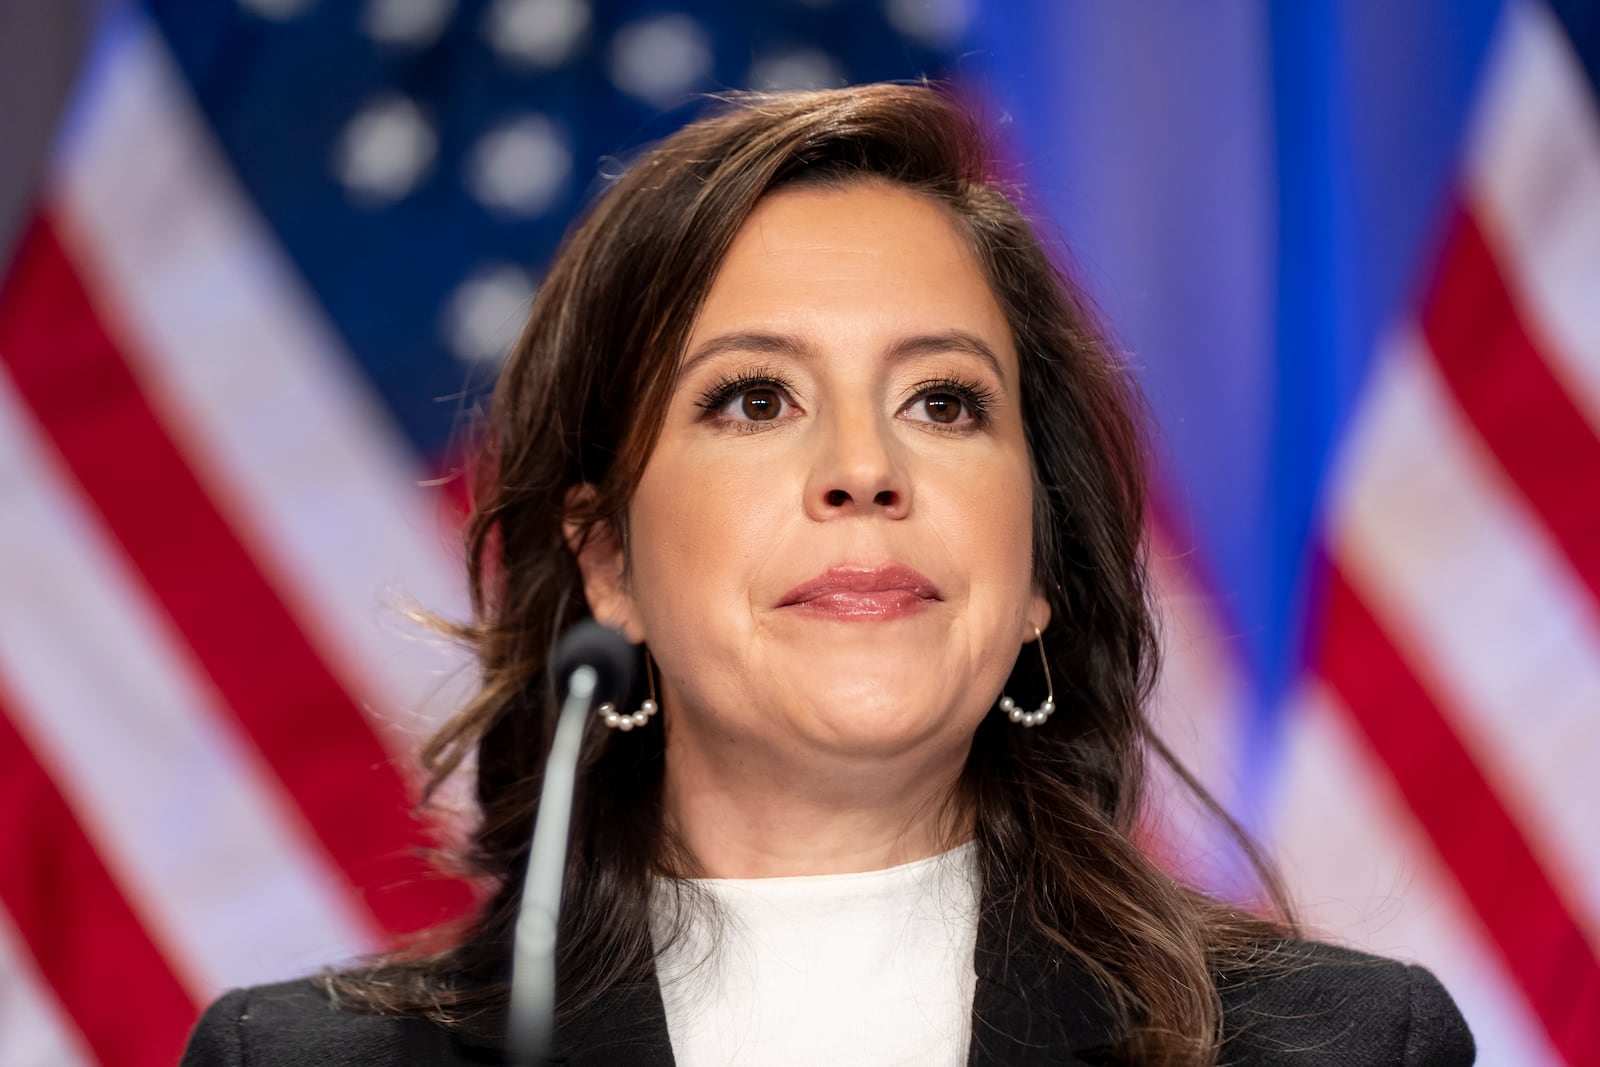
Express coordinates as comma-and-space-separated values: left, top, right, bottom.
997, 627, 1055, 728
598, 647, 659, 731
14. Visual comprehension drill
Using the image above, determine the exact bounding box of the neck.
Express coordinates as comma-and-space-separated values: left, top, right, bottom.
660, 724, 972, 879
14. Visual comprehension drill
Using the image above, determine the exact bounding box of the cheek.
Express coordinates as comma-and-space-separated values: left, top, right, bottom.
926, 447, 1037, 599
625, 444, 796, 626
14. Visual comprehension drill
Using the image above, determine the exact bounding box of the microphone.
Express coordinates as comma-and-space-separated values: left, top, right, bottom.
548, 620, 636, 712
507, 621, 635, 1065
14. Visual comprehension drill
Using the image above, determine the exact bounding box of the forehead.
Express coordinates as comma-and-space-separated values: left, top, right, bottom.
689, 182, 1015, 362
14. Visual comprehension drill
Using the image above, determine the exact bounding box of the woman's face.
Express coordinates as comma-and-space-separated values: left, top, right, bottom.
582, 181, 1047, 763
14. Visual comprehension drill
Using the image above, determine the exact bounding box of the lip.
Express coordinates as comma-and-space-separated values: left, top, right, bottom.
776, 564, 942, 620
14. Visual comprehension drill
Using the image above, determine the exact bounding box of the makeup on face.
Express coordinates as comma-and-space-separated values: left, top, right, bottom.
605, 182, 1047, 759
776, 563, 943, 621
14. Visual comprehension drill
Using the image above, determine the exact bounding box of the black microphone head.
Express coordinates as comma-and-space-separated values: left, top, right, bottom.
551, 621, 635, 707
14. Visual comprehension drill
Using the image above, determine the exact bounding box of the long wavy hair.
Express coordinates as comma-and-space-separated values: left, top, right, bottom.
332, 82, 1292, 1065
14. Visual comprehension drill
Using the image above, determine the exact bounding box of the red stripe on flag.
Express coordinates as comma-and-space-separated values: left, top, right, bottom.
1316, 567, 1600, 1063
0, 686, 196, 1067
1423, 207, 1600, 599
0, 214, 471, 938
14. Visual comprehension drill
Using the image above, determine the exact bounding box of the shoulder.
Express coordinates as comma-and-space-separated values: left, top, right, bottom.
1216, 939, 1475, 1066
179, 978, 496, 1067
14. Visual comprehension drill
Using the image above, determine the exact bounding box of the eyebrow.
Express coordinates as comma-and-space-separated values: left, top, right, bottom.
679, 329, 1006, 381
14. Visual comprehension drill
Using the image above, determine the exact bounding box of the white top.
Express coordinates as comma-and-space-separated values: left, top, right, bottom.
650, 842, 980, 1067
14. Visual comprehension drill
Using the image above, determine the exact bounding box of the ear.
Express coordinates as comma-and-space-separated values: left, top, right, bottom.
564, 485, 646, 642
1025, 584, 1053, 641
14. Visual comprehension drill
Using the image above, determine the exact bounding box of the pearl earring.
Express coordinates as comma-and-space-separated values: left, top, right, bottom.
598, 647, 659, 731
997, 627, 1055, 728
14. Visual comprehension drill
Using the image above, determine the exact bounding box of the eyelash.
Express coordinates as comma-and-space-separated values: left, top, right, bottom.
694, 370, 998, 431
910, 376, 998, 429
694, 367, 792, 419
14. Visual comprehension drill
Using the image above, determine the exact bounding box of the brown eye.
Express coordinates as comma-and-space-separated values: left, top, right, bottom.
920, 393, 964, 424
741, 388, 783, 421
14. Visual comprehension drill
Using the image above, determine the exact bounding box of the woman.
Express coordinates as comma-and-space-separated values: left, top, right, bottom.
182, 83, 1473, 1065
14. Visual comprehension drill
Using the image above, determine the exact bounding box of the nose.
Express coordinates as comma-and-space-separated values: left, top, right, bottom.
804, 408, 911, 520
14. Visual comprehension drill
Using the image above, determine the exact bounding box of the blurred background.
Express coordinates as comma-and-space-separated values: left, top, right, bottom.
1, 0, 1595, 1063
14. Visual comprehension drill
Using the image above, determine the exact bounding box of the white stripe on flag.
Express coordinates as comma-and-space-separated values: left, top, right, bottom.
1329, 327, 1600, 952
0, 367, 376, 998
52, 13, 473, 758
0, 905, 94, 1067
1467, 0, 1600, 434
1269, 682, 1559, 1067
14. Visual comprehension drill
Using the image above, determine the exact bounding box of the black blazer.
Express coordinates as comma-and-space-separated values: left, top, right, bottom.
181, 908, 1474, 1067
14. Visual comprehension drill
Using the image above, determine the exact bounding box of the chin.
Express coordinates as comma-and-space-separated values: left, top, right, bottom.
753, 636, 989, 752
791, 679, 978, 756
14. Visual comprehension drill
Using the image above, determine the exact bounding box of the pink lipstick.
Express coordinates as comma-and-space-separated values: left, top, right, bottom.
776, 564, 942, 620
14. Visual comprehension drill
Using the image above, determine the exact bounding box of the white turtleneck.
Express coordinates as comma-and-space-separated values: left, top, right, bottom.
649, 842, 980, 1067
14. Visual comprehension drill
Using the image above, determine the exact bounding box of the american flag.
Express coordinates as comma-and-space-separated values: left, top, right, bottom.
982, 3, 1600, 1063
0, 1, 1593, 1065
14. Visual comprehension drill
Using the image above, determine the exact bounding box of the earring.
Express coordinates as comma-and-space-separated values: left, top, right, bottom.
598, 647, 660, 731
997, 627, 1055, 728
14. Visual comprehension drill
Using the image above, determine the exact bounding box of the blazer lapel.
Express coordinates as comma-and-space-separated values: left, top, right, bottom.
550, 977, 677, 1066
445, 976, 676, 1066
967, 896, 1124, 1066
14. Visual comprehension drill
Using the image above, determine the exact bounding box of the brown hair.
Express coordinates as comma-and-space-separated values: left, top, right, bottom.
333, 82, 1292, 1064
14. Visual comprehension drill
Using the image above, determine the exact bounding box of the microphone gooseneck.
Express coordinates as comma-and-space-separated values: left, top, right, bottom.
507, 621, 635, 1065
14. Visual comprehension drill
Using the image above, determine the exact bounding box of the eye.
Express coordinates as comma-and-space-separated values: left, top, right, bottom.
730, 386, 787, 422
902, 378, 995, 429
696, 372, 800, 428
909, 392, 969, 425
